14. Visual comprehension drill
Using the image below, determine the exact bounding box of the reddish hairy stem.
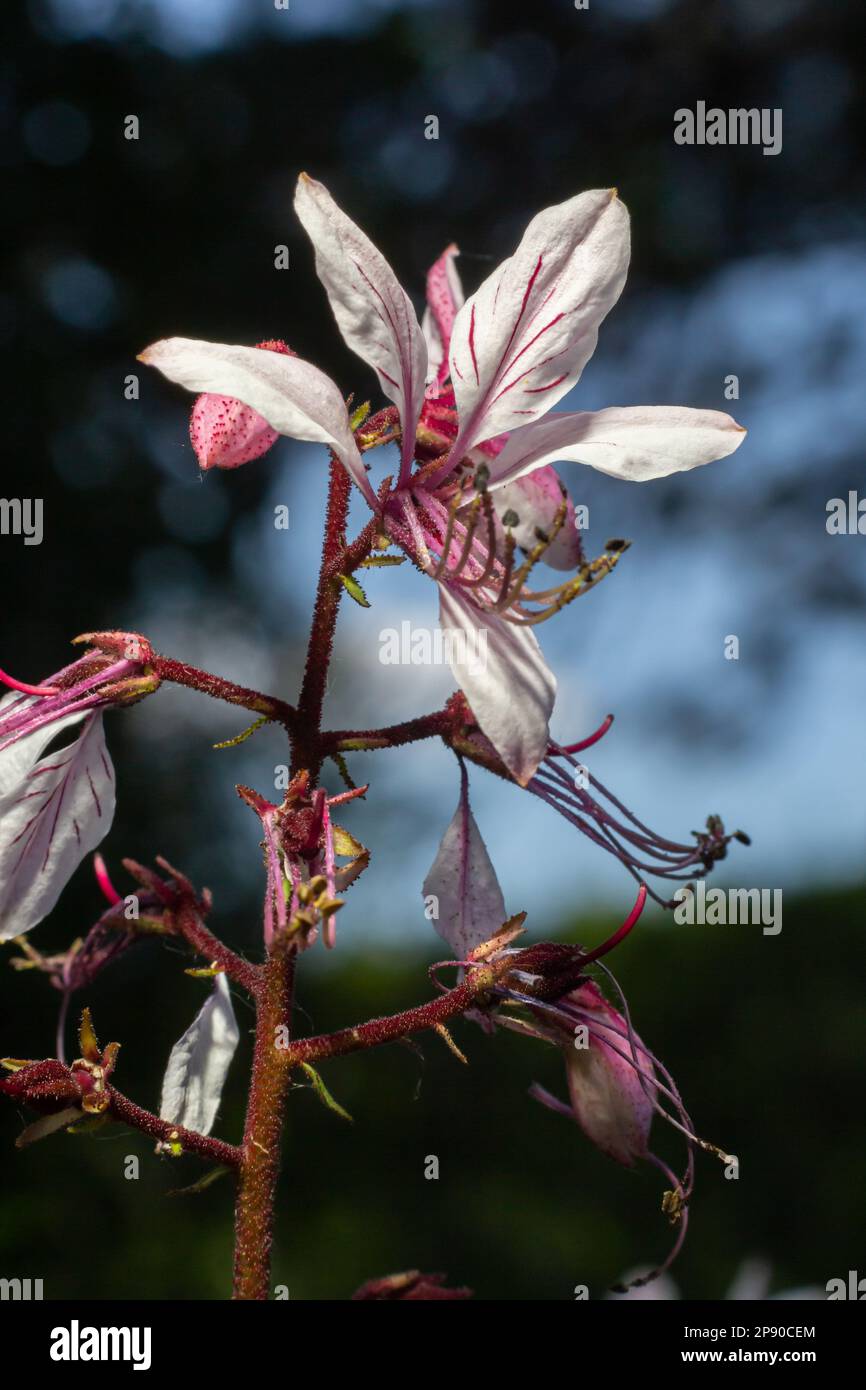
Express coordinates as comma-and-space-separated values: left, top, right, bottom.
106, 1087, 242, 1168
152, 654, 296, 727
321, 707, 454, 754
172, 898, 263, 998
283, 959, 513, 1067
232, 942, 297, 1300
291, 455, 352, 778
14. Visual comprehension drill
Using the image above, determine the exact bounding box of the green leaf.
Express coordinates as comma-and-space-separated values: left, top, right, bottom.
338, 574, 371, 608
299, 1063, 354, 1123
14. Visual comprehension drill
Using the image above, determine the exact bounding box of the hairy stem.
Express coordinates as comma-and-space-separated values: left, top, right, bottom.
152, 654, 297, 727
107, 1087, 242, 1168
321, 706, 454, 754
172, 898, 263, 997
284, 957, 514, 1067
232, 942, 296, 1300
292, 454, 353, 778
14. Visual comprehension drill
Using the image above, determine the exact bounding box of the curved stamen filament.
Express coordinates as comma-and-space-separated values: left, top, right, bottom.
0, 667, 60, 697
431, 484, 467, 580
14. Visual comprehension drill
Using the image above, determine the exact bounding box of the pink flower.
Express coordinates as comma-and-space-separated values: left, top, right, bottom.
140, 176, 746, 787
189, 339, 296, 470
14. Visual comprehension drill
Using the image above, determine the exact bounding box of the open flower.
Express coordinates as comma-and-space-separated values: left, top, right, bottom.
0, 645, 159, 941
140, 175, 746, 785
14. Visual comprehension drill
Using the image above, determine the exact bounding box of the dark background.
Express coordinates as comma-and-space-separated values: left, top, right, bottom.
1, 0, 864, 1300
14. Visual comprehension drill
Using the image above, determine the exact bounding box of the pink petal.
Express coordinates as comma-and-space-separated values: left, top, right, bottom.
564, 981, 655, 1168
139, 336, 377, 507
438, 583, 556, 786
294, 174, 427, 481
190, 394, 279, 470
421, 243, 463, 395
487, 405, 748, 488
448, 189, 630, 455
490, 465, 583, 571
189, 338, 293, 470
422, 761, 506, 958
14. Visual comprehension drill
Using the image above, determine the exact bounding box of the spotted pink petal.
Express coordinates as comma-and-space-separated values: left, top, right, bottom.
189, 339, 293, 470
422, 243, 463, 396
448, 189, 630, 457
139, 336, 377, 507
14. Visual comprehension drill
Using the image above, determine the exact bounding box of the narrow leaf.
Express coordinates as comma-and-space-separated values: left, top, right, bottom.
338, 573, 371, 608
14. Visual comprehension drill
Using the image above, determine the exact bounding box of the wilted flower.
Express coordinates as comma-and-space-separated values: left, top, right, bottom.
239, 771, 369, 950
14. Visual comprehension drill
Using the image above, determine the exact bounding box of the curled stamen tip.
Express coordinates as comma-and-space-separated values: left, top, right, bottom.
559, 713, 614, 755
0, 666, 60, 697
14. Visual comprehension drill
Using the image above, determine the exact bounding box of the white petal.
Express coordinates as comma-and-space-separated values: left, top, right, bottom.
422, 764, 506, 958
449, 189, 630, 454
294, 174, 427, 476
159, 974, 239, 1137
139, 336, 377, 507
438, 584, 555, 786
0, 712, 116, 941
488, 405, 747, 488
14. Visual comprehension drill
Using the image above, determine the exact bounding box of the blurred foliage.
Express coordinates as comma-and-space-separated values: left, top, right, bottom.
1, 882, 862, 1299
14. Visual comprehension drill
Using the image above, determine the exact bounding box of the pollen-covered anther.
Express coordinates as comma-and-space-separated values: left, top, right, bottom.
661, 1187, 687, 1224
507, 536, 630, 626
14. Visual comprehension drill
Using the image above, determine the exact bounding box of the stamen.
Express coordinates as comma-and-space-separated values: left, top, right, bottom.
0, 667, 60, 697
578, 884, 647, 965
560, 715, 614, 754
505, 545, 628, 625
457, 492, 499, 590
489, 497, 568, 613
432, 485, 471, 579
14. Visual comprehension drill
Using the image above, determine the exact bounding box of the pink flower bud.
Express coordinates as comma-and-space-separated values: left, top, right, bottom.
562, 980, 656, 1167
0, 1059, 84, 1112
189, 339, 295, 470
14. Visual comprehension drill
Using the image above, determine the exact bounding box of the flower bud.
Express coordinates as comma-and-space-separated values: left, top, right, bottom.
189, 339, 295, 470
0, 1058, 84, 1112
351, 1270, 472, 1300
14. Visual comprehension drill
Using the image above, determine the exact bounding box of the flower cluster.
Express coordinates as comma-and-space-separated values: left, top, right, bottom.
0, 177, 747, 1298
